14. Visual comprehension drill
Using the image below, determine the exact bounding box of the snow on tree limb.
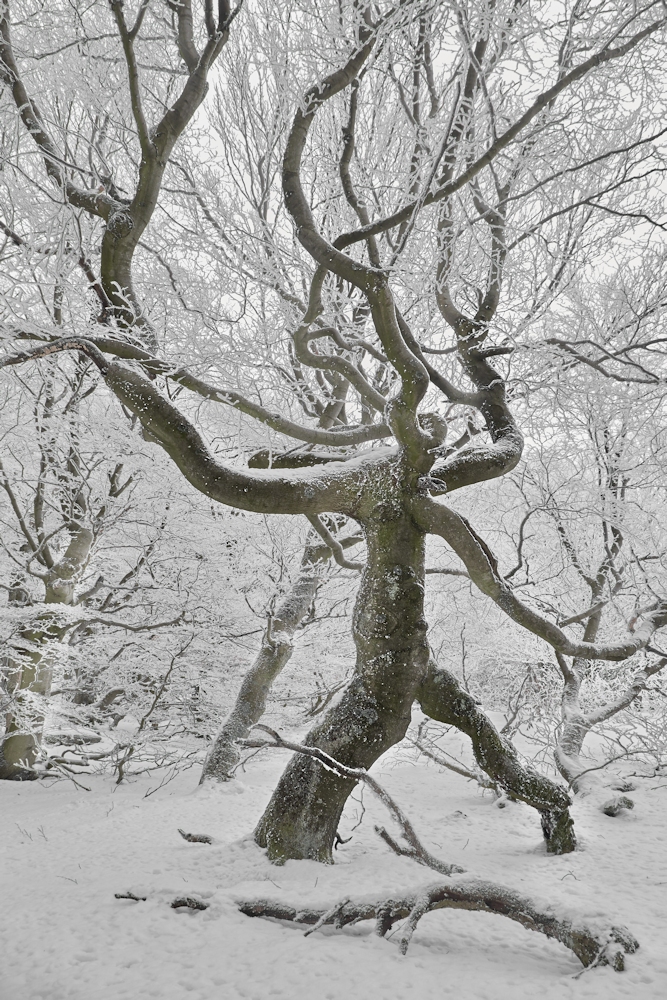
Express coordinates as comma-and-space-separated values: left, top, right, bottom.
413, 496, 667, 661
0, 339, 385, 517
238, 884, 639, 970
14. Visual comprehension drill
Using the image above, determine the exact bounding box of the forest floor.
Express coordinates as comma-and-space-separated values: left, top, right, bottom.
2, 718, 666, 1000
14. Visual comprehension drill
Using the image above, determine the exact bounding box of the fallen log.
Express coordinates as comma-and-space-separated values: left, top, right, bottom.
239, 881, 638, 970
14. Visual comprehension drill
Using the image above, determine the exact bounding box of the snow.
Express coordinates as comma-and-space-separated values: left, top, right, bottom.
2, 738, 667, 1000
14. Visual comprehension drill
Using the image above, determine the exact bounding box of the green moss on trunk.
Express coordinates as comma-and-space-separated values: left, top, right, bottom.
256, 487, 429, 862
419, 663, 576, 854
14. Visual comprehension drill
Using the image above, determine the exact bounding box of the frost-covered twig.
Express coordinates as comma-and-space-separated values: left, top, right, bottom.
408, 736, 499, 793
42, 758, 91, 791
303, 898, 350, 937
113, 636, 193, 784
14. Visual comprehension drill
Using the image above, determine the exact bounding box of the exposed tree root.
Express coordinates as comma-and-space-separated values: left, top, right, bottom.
238, 882, 638, 970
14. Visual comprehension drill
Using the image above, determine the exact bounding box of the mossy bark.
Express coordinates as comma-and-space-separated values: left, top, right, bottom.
418, 662, 576, 854
255, 505, 429, 863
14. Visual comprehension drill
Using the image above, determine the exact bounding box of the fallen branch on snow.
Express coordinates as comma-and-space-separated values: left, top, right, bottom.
112, 892, 208, 910
238, 725, 464, 877
239, 883, 638, 970
237, 727, 639, 971
178, 828, 212, 844
171, 897, 209, 911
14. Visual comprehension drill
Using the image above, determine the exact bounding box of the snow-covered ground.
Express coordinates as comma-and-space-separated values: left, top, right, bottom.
2, 732, 666, 1000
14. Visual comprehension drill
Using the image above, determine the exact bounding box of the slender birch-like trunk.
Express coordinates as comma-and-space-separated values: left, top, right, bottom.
200, 537, 334, 782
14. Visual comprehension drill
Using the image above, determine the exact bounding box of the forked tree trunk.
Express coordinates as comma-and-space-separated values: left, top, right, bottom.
418, 662, 576, 853
554, 660, 598, 799
255, 505, 577, 860
255, 509, 429, 863
553, 598, 666, 815
554, 607, 608, 801
552, 655, 661, 817
200, 538, 332, 783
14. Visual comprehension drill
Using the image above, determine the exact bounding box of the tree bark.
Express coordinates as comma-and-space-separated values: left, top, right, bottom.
553, 552, 666, 814
0, 613, 64, 779
200, 538, 334, 783
239, 882, 638, 970
1, 527, 94, 779
255, 500, 429, 863
418, 661, 576, 854
553, 654, 599, 798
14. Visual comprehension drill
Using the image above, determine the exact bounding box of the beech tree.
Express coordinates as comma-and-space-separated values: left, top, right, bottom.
502, 397, 667, 813
200, 522, 363, 782
2, 1, 667, 872
0, 362, 135, 776
0, 361, 208, 777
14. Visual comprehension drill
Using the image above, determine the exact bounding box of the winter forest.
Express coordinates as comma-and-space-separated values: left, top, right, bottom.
2, 1, 667, 997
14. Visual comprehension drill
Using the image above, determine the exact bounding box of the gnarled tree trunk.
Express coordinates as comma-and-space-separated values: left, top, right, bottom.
256, 496, 429, 863
4, 1, 666, 865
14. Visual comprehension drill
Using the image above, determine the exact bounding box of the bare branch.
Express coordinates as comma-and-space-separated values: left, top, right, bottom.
305, 515, 364, 571
0, 338, 383, 517
239, 725, 464, 877
337, 14, 667, 249
413, 496, 667, 661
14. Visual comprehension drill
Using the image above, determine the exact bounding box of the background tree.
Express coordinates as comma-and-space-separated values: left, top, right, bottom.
0, 358, 147, 776
200, 518, 363, 782
502, 397, 667, 813
0, 360, 291, 780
